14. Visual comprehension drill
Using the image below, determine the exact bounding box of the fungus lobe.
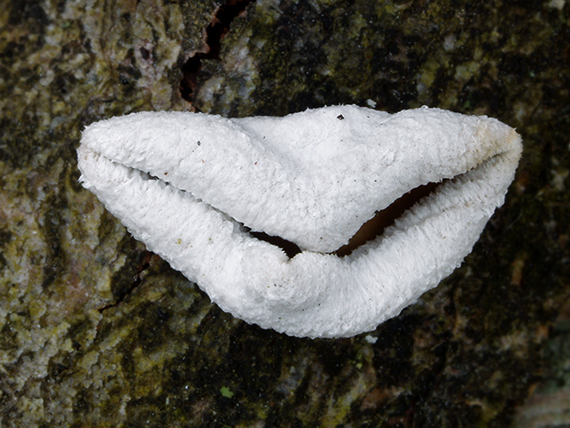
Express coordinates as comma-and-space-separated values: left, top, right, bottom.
77, 105, 522, 338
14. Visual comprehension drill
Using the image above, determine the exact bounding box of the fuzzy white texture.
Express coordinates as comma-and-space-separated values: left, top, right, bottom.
77, 105, 522, 338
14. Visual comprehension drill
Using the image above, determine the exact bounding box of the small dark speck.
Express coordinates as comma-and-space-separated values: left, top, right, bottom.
337, 114, 344, 120
197, 141, 201, 146
140, 47, 150, 60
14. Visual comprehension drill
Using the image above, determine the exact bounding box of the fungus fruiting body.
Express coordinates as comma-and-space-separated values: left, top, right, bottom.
77, 105, 522, 338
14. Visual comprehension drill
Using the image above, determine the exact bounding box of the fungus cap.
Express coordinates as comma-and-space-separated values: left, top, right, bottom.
77, 105, 522, 338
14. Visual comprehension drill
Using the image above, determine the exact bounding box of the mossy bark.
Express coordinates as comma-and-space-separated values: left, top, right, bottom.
1, 0, 569, 426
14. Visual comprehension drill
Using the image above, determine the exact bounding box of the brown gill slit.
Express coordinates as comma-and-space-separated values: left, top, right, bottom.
249, 181, 440, 259
334, 181, 438, 257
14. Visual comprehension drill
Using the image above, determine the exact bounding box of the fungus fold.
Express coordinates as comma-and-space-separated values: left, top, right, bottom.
77, 105, 522, 338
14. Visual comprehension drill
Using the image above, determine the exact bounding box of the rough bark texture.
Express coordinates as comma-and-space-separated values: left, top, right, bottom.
0, 0, 569, 426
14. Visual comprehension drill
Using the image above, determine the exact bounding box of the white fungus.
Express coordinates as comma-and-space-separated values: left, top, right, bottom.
77, 105, 522, 338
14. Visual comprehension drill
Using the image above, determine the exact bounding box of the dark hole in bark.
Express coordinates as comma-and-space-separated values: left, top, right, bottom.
180, 0, 256, 102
